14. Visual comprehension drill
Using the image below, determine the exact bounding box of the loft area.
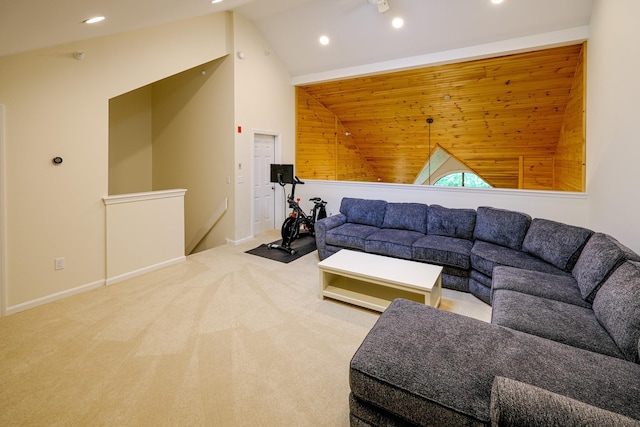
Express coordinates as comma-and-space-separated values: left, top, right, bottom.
296, 43, 586, 192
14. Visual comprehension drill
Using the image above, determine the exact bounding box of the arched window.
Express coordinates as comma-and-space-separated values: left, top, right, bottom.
434, 172, 491, 188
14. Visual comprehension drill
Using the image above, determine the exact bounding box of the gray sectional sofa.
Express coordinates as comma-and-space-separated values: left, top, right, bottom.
313, 197, 640, 426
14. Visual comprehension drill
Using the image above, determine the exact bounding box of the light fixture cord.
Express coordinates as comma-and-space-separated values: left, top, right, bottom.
427, 118, 433, 185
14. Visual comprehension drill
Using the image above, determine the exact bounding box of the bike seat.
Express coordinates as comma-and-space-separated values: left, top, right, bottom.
310, 197, 321, 202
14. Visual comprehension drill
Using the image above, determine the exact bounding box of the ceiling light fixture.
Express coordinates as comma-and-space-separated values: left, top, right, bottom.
211, 0, 224, 3
83, 16, 105, 24
392, 17, 404, 29
491, 0, 504, 4
319, 35, 330, 46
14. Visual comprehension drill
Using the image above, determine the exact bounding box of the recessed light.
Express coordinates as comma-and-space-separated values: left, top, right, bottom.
319, 35, 330, 46
83, 16, 105, 24
491, 0, 504, 4
211, 0, 224, 3
392, 17, 404, 29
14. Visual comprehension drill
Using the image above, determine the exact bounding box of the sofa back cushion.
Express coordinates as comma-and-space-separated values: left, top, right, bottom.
473, 207, 531, 250
381, 202, 428, 234
522, 218, 593, 272
592, 261, 640, 363
339, 198, 387, 227
572, 233, 640, 302
427, 204, 476, 240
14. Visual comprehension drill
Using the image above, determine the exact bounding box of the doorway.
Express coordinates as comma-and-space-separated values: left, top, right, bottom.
253, 133, 277, 236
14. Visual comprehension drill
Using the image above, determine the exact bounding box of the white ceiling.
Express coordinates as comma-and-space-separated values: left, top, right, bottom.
1, 0, 595, 78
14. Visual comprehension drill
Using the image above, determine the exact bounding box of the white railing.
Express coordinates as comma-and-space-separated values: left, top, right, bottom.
103, 189, 187, 285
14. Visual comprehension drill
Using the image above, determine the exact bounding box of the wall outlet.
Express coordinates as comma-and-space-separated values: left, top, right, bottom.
54, 257, 65, 270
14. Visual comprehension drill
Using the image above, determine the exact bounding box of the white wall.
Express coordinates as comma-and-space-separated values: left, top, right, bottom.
297, 180, 588, 228
0, 13, 230, 310
109, 86, 153, 195
231, 14, 296, 242
151, 54, 236, 251
585, 0, 640, 252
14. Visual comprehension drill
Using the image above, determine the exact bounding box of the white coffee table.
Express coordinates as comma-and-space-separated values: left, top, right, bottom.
317, 249, 442, 312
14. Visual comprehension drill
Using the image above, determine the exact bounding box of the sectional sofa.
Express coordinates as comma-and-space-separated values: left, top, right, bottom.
314, 197, 640, 426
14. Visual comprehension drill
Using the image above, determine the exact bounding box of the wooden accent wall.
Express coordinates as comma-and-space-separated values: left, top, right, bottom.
296, 43, 587, 191
296, 88, 336, 180
554, 43, 586, 191
296, 87, 377, 181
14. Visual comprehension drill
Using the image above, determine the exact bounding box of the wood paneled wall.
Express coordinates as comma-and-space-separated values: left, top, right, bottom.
554, 43, 586, 192
296, 87, 378, 181
296, 43, 586, 191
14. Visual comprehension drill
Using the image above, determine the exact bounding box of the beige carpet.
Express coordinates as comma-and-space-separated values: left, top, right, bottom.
0, 231, 490, 426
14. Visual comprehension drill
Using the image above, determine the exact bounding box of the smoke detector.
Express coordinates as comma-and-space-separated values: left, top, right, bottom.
368, 0, 390, 13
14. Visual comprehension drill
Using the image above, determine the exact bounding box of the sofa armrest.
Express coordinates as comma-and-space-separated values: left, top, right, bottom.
490, 376, 640, 427
316, 213, 347, 232
315, 214, 347, 259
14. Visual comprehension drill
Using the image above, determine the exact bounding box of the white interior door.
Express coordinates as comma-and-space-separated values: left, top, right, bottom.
253, 134, 276, 236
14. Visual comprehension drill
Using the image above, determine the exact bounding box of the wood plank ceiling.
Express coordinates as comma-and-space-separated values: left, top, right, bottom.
296, 44, 585, 190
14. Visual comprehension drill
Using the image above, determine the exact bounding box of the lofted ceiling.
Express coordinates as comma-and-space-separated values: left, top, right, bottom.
1, 0, 594, 80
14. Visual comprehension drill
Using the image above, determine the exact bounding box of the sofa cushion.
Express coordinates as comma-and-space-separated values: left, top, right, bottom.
365, 229, 424, 260
522, 218, 593, 272
340, 197, 387, 227
491, 289, 623, 359
474, 206, 531, 250
412, 235, 473, 270
492, 266, 590, 308
325, 223, 380, 251
471, 240, 570, 278
490, 377, 640, 427
427, 204, 476, 241
381, 202, 428, 234
592, 261, 640, 363
572, 233, 640, 302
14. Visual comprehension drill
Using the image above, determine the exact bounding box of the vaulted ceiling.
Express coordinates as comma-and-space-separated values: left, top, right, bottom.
2, 0, 594, 80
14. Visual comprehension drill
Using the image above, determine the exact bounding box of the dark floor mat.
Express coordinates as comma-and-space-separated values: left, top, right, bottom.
245, 235, 317, 263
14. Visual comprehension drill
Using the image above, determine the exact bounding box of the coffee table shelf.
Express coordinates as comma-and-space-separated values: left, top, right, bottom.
318, 250, 442, 312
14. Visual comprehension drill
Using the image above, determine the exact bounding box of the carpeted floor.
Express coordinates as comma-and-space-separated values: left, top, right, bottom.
0, 230, 490, 426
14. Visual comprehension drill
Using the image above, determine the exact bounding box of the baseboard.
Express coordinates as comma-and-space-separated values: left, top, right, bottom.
6, 279, 106, 315
226, 236, 254, 245
106, 256, 186, 286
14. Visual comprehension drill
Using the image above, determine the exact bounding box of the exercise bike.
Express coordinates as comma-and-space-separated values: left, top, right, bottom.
267, 175, 327, 255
